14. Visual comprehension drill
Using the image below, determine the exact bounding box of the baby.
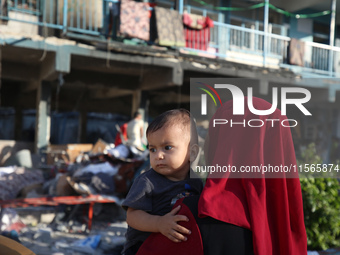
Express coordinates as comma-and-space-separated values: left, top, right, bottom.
121, 109, 203, 255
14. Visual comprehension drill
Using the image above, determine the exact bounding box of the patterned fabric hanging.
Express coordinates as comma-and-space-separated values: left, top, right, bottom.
120, 0, 150, 41
154, 7, 186, 47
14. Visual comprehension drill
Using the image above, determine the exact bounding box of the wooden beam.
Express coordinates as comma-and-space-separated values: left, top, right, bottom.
21, 81, 40, 92
152, 91, 191, 104
63, 70, 140, 90
71, 56, 144, 76
141, 67, 183, 90
132, 90, 141, 117
89, 88, 134, 99
39, 53, 59, 81
2, 61, 40, 82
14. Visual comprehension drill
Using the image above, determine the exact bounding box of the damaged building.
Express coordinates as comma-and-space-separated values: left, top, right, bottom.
0, 0, 339, 253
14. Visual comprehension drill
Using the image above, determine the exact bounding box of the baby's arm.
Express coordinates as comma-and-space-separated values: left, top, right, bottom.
126, 205, 191, 242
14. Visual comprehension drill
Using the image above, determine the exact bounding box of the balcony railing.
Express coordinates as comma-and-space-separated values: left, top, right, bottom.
1, 0, 339, 77
208, 22, 290, 71
207, 21, 340, 77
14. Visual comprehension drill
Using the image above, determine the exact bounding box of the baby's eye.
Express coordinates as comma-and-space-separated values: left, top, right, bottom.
165, 145, 173, 150
149, 148, 156, 153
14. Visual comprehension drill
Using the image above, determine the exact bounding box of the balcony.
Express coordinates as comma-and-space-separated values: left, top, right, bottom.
0, 0, 339, 78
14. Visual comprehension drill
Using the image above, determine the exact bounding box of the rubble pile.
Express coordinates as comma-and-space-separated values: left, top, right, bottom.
0, 139, 149, 254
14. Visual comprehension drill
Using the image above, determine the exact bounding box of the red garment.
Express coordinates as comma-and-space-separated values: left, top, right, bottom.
114, 123, 128, 146
136, 198, 204, 255
184, 27, 210, 51
183, 13, 214, 51
198, 97, 307, 255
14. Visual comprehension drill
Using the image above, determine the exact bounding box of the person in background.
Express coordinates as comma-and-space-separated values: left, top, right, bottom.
126, 111, 144, 151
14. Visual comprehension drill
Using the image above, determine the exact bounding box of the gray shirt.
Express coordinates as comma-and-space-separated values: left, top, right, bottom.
122, 169, 203, 254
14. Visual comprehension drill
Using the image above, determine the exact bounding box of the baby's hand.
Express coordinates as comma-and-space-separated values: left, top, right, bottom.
157, 205, 191, 242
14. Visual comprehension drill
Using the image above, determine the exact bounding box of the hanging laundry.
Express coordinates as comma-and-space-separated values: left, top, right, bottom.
183, 12, 214, 51
289, 38, 305, 67
120, 0, 150, 41
154, 7, 186, 47
106, 1, 121, 39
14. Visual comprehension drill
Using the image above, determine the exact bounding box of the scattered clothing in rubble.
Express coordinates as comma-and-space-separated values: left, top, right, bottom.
72, 172, 116, 195
91, 172, 115, 195
107, 144, 130, 159
0, 208, 26, 233
1, 230, 20, 243
70, 234, 101, 254
0, 166, 16, 177
0, 167, 44, 200
74, 162, 119, 177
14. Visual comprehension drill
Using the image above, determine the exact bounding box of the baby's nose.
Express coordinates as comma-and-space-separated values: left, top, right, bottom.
156, 151, 165, 159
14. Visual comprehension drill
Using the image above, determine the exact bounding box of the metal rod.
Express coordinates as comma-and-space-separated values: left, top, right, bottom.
63, 0, 68, 34
263, 0, 269, 67
329, 0, 336, 74
179, 0, 183, 14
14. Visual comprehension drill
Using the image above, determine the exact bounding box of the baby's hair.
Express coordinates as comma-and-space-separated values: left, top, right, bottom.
146, 109, 199, 145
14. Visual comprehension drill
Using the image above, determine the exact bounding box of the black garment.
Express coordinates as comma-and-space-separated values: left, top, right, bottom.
183, 196, 254, 255
123, 242, 143, 255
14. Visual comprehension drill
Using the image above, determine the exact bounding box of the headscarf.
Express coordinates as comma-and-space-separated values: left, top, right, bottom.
198, 97, 307, 255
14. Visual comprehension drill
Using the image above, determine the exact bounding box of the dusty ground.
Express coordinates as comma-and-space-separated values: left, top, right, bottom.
3, 204, 340, 255
3, 204, 127, 255
20, 221, 127, 255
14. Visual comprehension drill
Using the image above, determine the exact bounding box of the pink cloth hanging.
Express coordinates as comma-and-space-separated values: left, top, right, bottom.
183, 13, 214, 51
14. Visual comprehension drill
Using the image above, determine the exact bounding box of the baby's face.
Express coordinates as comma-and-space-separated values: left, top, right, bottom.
147, 124, 190, 181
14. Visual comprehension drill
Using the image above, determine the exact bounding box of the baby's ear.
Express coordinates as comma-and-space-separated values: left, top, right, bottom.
190, 144, 199, 162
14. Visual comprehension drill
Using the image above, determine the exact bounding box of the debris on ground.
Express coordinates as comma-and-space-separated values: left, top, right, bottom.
0, 139, 148, 254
